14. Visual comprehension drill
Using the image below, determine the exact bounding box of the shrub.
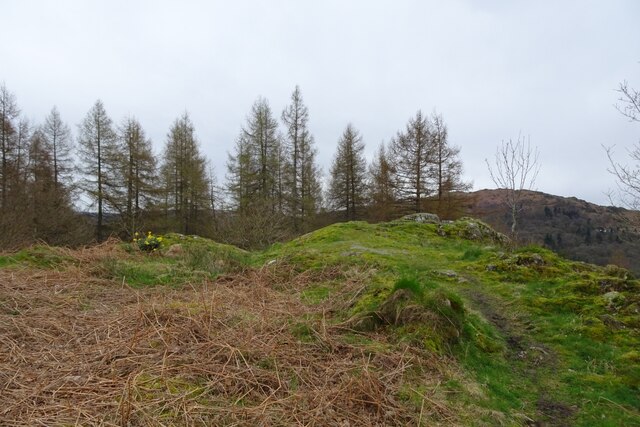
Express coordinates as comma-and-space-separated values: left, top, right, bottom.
134, 231, 163, 252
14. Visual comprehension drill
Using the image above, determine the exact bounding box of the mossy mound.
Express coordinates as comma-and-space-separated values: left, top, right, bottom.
346, 277, 489, 356
0, 245, 76, 269
95, 234, 252, 287
160, 233, 250, 262
348, 288, 443, 332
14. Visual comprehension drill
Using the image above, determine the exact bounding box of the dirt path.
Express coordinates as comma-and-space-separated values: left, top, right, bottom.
458, 278, 575, 427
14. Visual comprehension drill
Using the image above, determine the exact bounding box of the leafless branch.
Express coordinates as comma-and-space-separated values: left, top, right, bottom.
616, 81, 640, 123
485, 134, 541, 240
604, 144, 640, 210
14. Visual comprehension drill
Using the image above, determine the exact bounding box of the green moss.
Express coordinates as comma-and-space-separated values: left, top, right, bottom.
351, 285, 390, 315
463, 315, 504, 354
300, 283, 334, 304
98, 256, 215, 287
134, 373, 208, 401
179, 243, 246, 276
570, 280, 601, 295
461, 247, 484, 261
0, 256, 15, 267
603, 264, 634, 279
0, 245, 75, 269
341, 333, 391, 356
619, 350, 640, 363
577, 319, 609, 341
290, 321, 315, 343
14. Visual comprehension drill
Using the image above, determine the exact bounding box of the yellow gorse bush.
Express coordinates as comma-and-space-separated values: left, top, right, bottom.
133, 231, 163, 252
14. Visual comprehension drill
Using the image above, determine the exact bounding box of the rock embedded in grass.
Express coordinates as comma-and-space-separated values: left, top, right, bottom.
603, 291, 625, 308
399, 212, 441, 223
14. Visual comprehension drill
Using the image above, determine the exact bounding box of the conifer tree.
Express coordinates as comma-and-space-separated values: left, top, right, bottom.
42, 106, 74, 191
227, 97, 282, 212
281, 86, 322, 231
389, 110, 432, 212
0, 112, 31, 246
328, 124, 368, 220
111, 116, 157, 236
368, 142, 397, 221
28, 129, 57, 237
226, 135, 253, 212
226, 98, 288, 246
299, 149, 323, 227
13, 118, 32, 190
161, 112, 209, 234
77, 100, 117, 241
0, 83, 20, 208
429, 112, 471, 217
27, 129, 83, 245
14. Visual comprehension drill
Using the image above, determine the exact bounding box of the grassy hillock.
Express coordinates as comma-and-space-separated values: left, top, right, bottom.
0, 217, 638, 426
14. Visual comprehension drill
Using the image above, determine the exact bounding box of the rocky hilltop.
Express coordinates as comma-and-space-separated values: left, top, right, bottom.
461, 189, 640, 274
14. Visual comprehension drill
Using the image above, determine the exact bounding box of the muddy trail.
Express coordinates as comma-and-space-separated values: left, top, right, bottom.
458, 278, 576, 427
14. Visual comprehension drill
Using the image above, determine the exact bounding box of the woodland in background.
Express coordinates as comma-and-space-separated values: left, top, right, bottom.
0, 83, 469, 250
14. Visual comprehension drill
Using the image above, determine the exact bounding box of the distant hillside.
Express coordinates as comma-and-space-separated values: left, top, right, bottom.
461, 189, 640, 274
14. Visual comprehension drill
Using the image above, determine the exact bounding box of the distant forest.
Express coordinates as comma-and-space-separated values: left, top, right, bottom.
0, 84, 470, 249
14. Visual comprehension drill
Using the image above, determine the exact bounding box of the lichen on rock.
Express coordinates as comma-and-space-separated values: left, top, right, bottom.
399, 212, 441, 224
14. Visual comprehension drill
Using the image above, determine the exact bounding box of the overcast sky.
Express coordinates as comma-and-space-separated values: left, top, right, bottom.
2, 0, 639, 206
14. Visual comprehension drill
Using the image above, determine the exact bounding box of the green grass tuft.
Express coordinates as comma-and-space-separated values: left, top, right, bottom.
392, 276, 424, 297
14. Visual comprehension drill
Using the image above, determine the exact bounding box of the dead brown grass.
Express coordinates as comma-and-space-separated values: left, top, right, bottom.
0, 245, 456, 426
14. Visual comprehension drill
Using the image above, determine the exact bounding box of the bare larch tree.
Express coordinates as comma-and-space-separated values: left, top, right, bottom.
0, 83, 20, 208
328, 124, 368, 220
389, 110, 431, 212
42, 106, 74, 192
368, 142, 397, 221
281, 86, 322, 231
77, 100, 117, 241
